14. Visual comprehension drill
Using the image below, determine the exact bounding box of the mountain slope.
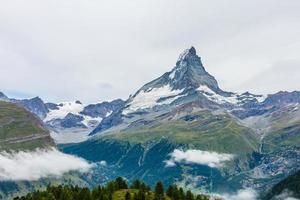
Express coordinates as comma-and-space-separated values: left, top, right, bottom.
0, 101, 54, 151
263, 170, 300, 199
100, 110, 258, 154
61, 47, 263, 193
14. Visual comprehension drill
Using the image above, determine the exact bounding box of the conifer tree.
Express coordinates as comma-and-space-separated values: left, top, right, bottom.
125, 192, 131, 200
154, 181, 165, 200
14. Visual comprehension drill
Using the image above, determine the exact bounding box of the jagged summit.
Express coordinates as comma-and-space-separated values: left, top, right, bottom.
133, 46, 224, 100
118, 47, 232, 115
177, 46, 197, 62
170, 47, 221, 92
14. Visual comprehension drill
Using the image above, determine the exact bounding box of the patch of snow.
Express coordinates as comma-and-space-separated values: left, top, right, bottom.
106, 110, 113, 117
123, 85, 184, 114
45, 101, 110, 129
44, 101, 85, 122
293, 103, 299, 111
255, 94, 267, 103
177, 48, 190, 62
82, 116, 102, 127
169, 70, 176, 79
197, 85, 239, 104
197, 85, 267, 105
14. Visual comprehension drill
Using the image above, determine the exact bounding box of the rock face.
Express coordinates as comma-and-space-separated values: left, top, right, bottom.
137, 47, 222, 94
14, 97, 49, 119
45, 102, 59, 110
47, 113, 87, 129
80, 99, 124, 118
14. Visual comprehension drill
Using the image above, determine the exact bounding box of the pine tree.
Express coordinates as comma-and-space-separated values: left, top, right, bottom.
154, 181, 165, 200
125, 192, 131, 200
178, 187, 185, 200
116, 177, 128, 190
186, 190, 194, 200
166, 185, 174, 198
137, 190, 145, 200
131, 179, 141, 189
133, 192, 139, 200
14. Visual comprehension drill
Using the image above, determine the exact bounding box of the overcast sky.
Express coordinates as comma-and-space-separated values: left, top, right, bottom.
0, 0, 299, 103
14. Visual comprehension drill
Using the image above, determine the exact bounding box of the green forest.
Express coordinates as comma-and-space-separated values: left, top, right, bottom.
13, 177, 218, 200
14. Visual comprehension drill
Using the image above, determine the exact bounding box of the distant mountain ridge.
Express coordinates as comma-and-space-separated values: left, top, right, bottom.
0, 92, 125, 143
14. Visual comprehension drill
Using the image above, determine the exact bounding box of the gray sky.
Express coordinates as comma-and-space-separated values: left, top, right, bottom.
0, 0, 299, 103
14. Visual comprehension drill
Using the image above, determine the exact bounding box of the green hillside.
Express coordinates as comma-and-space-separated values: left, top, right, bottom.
255, 106, 300, 153
0, 101, 54, 151
263, 170, 300, 199
102, 110, 259, 154
62, 110, 260, 192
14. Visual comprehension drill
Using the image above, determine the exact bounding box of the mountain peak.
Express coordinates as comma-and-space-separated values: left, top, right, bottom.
170, 47, 222, 93
177, 46, 197, 62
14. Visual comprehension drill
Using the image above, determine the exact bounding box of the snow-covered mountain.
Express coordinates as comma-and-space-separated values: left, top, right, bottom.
44, 99, 125, 143
123, 47, 267, 114
90, 47, 268, 135
0, 93, 124, 143
44, 99, 124, 127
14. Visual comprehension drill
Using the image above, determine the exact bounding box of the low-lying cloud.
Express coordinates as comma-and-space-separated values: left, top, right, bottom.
221, 189, 258, 200
272, 190, 300, 200
0, 148, 92, 181
165, 149, 234, 168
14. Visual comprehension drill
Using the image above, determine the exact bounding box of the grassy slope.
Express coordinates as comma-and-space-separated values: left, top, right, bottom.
0, 101, 53, 151
61, 110, 260, 193
103, 111, 259, 154
260, 106, 300, 153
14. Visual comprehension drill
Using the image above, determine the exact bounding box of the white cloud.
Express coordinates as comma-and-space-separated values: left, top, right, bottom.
221, 189, 258, 200
220, 189, 300, 200
0, 0, 299, 102
165, 149, 234, 168
272, 190, 300, 200
99, 160, 107, 166
0, 148, 92, 181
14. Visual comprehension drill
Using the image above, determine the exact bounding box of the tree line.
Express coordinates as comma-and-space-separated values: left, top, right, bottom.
13, 177, 217, 200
